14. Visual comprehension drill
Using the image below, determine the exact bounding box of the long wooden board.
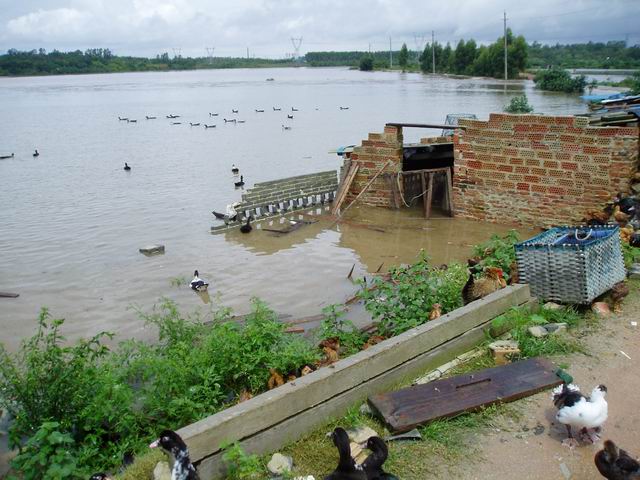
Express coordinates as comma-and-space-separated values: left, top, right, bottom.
0, 292, 19, 298
368, 357, 562, 433
331, 163, 359, 215
177, 285, 531, 464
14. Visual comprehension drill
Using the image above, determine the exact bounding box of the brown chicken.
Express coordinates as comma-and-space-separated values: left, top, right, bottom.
362, 334, 386, 350
267, 368, 284, 390
300, 365, 314, 376
614, 206, 630, 225
429, 303, 442, 320
583, 209, 611, 225
609, 282, 630, 313
620, 226, 635, 244
238, 390, 253, 403
462, 267, 505, 305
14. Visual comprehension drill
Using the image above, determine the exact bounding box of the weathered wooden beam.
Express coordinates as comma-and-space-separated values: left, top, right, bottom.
178, 284, 531, 465
196, 322, 490, 479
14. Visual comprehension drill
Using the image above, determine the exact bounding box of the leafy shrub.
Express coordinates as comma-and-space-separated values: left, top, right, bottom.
221, 441, 264, 479
357, 253, 468, 337
504, 95, 534, 113
623, 243, 640, 269
9, 422, 79, 480
534, 67, 587, 93
317, 305, 366, 355
359, 56, 373, 71
0, 308, 138, 467
471, 230, 520, 281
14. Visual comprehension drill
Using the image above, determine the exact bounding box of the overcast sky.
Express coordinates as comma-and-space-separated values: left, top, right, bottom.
1, 0, 639, 58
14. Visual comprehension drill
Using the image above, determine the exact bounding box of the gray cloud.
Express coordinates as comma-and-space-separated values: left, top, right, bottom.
1, 0, 639, 58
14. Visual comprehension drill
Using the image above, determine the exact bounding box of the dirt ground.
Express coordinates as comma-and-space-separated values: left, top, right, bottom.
455, 289, 640, 480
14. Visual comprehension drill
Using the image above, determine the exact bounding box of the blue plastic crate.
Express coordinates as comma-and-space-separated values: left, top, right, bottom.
515, 225, 626, 304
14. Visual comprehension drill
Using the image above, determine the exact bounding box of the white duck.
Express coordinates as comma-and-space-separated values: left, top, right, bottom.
189, 270, 209, 292
552, 383, 608, 447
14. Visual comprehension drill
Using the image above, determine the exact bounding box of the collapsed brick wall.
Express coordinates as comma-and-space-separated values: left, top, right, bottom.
453, 113, 639, 227
345, 125, 404, 207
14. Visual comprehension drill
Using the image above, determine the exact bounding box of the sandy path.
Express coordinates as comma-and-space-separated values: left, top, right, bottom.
457, 292, 640, 480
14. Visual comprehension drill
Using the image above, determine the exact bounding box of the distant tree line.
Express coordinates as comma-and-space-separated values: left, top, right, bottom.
528, 41, 640, 69
0, 48, 294, 76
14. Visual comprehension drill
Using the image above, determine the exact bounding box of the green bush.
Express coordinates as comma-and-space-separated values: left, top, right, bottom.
359, 56, 373, 71
471, 230, 520, 281
317, 305, 366, 355
534, 67, 587, 93
504, 95, 534, 113
221, 441, 264, 479
357, 252, 468, 337
9, 422, 79, 480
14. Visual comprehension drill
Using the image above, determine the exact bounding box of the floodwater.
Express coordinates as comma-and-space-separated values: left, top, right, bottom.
0, 67, 581, 351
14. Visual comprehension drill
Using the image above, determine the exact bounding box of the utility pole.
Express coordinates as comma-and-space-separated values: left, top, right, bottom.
503, 11, 508, 80
247, 47, 249, 59
432, 30, 435, 74
389, 37, 392, 68
291, 37, 303, 61
205, 47, 215, 64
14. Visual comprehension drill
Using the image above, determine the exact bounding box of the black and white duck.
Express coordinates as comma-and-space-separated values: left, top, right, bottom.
33, 149, 40, 157
231, 164, 239, 174
124, 162, 131, 171
149, 430, 199, 480
595, 440, 640, 480
240, 217, 252, 234
324, 427, 366, 480
234, 175, 245, 187
362, 437, 398, 480
190, 270, 209, 292
553, 383, 608, 447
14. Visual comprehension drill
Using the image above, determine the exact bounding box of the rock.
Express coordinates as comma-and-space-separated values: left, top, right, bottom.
488, 340, 520, 365
545, 323, 567, 334
384, 429, 423, 442
359, 403, 373, 415
591, 301, 611, 317
528, 326, 549, 338
139, 244, 165, 256
346, 425, 379, 444
629, 263, 640, 280
153, 461, 171, 480
542, 302, 563, 311
267, 453, 293, 475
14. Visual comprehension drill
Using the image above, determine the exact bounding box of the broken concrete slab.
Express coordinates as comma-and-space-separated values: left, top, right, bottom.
528, 326, 549, 338
488, 340, 520, 365
267, 453, 293, 475
139, 244, 165, 256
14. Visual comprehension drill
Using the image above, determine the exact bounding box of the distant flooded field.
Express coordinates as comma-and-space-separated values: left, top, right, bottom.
0, 67, 577, 350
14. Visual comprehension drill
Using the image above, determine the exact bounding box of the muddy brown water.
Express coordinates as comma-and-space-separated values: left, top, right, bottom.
1, 67, 562, 351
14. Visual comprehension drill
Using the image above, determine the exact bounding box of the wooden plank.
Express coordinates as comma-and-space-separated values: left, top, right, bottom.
421, 172, 428, 218
177, 284, 531, 463
340, 160, 393, 216
368, 357, 562, 433
196, 322, 490, 479
445, 167, 455, 217
0, 292, 19, 298
331, 163, 359, 215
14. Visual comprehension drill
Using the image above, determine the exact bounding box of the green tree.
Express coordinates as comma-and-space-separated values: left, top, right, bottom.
534, 67, 587, 93
472, 29, 528, 78
453, 39, 477, 75
398, 43, 409, 70
359, 56, 373, 71
504, 95, 534, 113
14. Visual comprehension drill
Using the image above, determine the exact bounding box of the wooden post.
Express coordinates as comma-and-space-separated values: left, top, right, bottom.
445, 167, 454, 217
421, 172, 428, 218
340, 160, 393, 216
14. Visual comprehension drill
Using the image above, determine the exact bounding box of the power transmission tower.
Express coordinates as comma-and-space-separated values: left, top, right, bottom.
291, 37, 303, 60
205, 47, 215, 64
503, 11, 508, 80
432, 31, 435, 74
172, 47, 181, 59
413, 33, 426, 64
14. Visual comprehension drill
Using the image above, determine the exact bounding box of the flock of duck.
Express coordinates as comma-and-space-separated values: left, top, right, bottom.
117, 105, 350, 131
86, 380, 639, 480
0, 149, 39, 160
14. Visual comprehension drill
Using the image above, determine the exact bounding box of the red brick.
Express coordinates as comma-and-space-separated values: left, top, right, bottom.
517, 183, 530, 191
561, 162, 578, 170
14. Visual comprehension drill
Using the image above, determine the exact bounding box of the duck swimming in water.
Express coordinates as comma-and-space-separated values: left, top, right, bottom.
190, 270, 209, 292
240, 217, 252, 234
124, 162, 131, 171
33, 149, 39, 157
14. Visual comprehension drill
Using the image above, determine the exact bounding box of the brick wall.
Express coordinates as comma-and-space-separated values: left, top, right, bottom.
345, 125, 404, 207
453, 113, 640, 227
